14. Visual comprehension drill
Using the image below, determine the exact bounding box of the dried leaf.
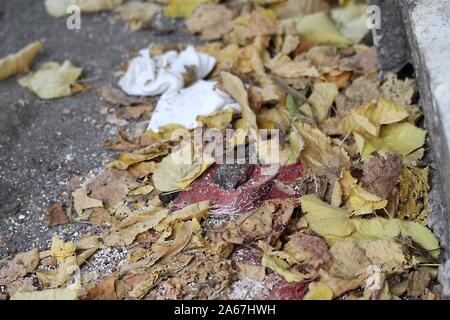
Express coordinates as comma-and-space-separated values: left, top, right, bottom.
362, 152, 403, 198
296, 11, 351, 46
18, 60, 82, 99
294, 122, 350, 169
220, 71, 258, 132
164, 0, 214, 18
236, 262, 266, 282
11, 283, 80, 300
0, 41, 43, 81
152, 142, 215, 192
303, 282, 333, 300
115, 1, 160, 31
103, 209, 168, 246
398, 166, 429, 223
308, 82, 339, 122
300, 194, 355, 242
82, 274, 118, 300
261, 255, 305, 283
72, 187, 103, 214
186, 4, 235, 40
354, 122, 427, 161
47, 202, 69, 227
51, 236, 76, 263
45, 0, 123, 17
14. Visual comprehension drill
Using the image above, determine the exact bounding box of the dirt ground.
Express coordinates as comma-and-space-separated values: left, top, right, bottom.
0, 0, 195, 257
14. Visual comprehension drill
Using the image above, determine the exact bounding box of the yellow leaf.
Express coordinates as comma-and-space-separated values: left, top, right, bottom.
261, 255, 304, 283
331, 2, 369, 43
45, 0, 123, 17
340, 98, 409, 137
164, 0, 213, 18
356, 122, 427, 161
196, 108, 234, 130
287, 126, 305, 164
301, 194, 355, 242
162, 201, 210, 226
18, 60, 82, 99
308, 82, 339, 122
236, 262, 266, 282
304, 282, 334, 300
128, 184, 154, 196
359, 239, 407, 273
152, 142, 215, 192
398, 166, 429, 223
107, 153, 151, 170
220, 71, 258, 132
294, 121, 350, 169
0, 41, 43, 81
72, 187, 103, 214
11, 283, 80, 300
348, 186, 388, 215
296, 11, 351, 46
51, 236, 76, 263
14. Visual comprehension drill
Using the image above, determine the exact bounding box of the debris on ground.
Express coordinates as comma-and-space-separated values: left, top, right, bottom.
0, 0, 442, 301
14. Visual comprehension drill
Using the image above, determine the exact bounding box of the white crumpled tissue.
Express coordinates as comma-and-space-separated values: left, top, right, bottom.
148, 80, 240, 132
119, 45, 241, 133
119, 45, 216, 96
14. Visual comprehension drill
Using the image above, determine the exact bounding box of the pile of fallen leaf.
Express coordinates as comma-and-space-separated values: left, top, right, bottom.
0, 0, 442, 300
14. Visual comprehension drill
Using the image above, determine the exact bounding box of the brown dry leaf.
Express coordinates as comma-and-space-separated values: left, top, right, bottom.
47, 202, 69, 227
0, 41, 43, 81
103, 209, 168, 247
359, 239, 407, 273
36, 256, 79, 289
198, 43, 242, 76
87, 207, 118, 227
381, 73, 417, 107
330, 240, 370, 279
362, 152, 403, 198
186, 4, 235, 40
220, 71, 258, 132
72, 187, 103, 215
319, 269, 366, 298
294, 121, 350, 169
308, 82, 339, 122
266, 54, 320, 79
221, 201, 294, 245
274, 0, 330, 20
87, 169, 140, 208
398, 166, 429, 223
406, 268, 438, 298
236, 262, 266, 282
82, 274, 118, 300
0, 249, 40, 290
284, 232, 333, 271
115, 1, 161, 31
152, 220, 194, 260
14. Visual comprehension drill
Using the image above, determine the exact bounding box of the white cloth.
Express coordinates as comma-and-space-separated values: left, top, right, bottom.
118, 46, 216, 96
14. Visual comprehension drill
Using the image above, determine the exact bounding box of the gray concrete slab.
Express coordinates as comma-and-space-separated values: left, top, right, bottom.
398, 0, 450, 297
